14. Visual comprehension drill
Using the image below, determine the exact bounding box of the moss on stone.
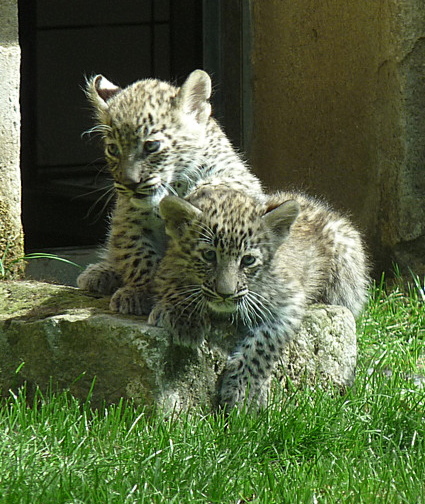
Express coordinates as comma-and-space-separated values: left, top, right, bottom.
0, 200, 24, 280
0, 280, 109, 320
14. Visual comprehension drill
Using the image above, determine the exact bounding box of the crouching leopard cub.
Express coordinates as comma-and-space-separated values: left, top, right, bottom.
148, 186, 369, 410
77, 70, 263, 315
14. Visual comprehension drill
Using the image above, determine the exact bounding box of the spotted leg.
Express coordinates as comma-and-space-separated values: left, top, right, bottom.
219, 315, 303, 411
109, 245, 162, 316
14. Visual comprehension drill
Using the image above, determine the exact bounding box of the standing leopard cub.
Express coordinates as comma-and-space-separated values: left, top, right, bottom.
77, 70, 263, 315
148, 187, 369, 410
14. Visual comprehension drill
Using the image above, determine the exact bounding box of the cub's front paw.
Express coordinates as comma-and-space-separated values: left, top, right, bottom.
110, 285, 153, 315
170, 319, 208, 348
148, 306, 207, 348
77, 263, 122, 295
219, 369, 246, 411
219, 361, 268, 412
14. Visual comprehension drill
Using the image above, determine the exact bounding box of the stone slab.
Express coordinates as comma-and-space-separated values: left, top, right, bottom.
0, 280, 357, 411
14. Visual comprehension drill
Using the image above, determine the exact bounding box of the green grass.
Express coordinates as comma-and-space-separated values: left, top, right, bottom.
1, 277, 425, 503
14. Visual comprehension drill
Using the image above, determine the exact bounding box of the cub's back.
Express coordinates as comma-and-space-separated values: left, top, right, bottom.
269, 191, 369, 316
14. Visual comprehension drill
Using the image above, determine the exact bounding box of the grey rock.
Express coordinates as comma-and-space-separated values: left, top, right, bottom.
0, 280, 357, 411
279, 305, 357, 391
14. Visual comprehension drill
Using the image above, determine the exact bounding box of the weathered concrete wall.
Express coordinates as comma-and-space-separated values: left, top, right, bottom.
251, 0, 425, 275
0, 281, 357, 410
0, 0, 23, 278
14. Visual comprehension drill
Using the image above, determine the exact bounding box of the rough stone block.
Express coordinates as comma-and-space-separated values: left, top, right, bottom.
0, 281, 357, 411
0, 0, 23, 278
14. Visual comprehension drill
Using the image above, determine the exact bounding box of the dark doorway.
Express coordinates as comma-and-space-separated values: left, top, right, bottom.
19, 0, 203, 249
19, 0, 249, 251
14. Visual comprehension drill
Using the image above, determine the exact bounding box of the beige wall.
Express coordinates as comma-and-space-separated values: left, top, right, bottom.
250, 0, 425, 274
0, 0, 23, 277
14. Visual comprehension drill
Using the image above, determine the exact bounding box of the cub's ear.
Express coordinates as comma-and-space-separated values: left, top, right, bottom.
178, 69, 212, 125
86, 75, 121, 115
159, 196, 202, 240
262, 200, 300, 239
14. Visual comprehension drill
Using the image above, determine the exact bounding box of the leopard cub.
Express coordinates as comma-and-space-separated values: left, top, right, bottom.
148, 186, 369, 410
77, 70, 263, 315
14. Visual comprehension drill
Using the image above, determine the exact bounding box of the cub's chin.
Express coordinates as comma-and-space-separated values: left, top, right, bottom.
129, 187, 168, 209
206, 299, 237, 314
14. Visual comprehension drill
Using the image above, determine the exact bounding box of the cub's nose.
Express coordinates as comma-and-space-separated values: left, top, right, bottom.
120, 165, 142, 188
216, 273, 237, 300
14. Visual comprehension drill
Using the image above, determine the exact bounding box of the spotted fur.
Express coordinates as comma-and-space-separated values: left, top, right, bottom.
148, 186, 369, 410
77, 70, 264, 314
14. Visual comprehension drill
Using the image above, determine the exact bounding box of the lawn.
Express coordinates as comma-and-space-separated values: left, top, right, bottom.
0, 276, 424, 503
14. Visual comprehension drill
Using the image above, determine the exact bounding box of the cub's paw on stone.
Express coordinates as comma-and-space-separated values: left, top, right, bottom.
77, 263, 122, 295
148, 306, 208, 348
109, 285, 153, 316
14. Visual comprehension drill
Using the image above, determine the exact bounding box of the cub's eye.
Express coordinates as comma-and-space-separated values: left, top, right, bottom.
241, 254, 257, 267
202, 249, 217, 263
144, 140, 161, 154
105, 143, 120, 158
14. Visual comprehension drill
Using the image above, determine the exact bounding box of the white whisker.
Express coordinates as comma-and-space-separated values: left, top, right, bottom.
238, 296, 258, 326
238, 291, 274, 326
169, 286, 204, 322
84, 186, 116, 222
167, 284, 203, 296
161, 181, 178, 196
72, 183, 113, 200
187, 295, 207, 321
191, 222, 214, 243
81, 124, 112, 139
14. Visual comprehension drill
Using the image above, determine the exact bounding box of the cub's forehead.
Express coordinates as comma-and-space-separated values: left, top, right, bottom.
196, 191, 261, 217
107, 78, 178, 127
195, 193, 264, 243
